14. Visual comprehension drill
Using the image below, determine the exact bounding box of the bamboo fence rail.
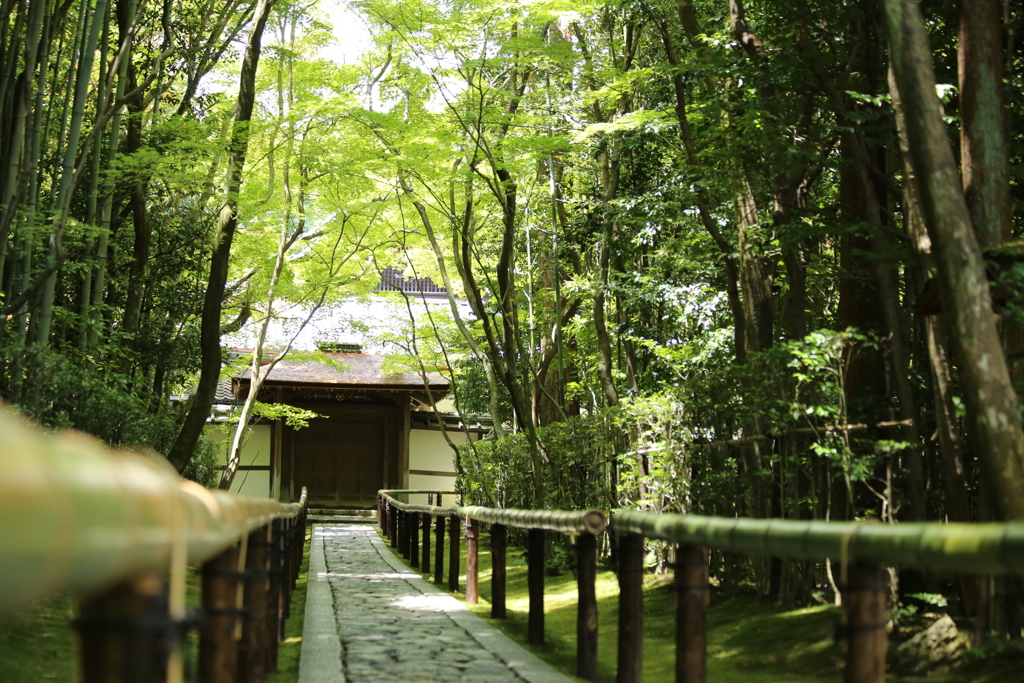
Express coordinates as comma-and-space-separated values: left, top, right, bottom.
0, 406, 308, 683
379, 488, 1024, 683
613, 510, 1024, 574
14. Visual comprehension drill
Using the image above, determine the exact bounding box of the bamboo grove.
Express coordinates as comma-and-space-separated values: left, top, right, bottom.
2, 0, 1024, 620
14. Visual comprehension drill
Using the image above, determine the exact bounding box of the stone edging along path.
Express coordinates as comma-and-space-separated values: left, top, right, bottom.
299, 524, 574, 683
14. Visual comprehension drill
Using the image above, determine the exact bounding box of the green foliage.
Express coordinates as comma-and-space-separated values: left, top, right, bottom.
11, 347, 217, 484
250, 402, 323, 429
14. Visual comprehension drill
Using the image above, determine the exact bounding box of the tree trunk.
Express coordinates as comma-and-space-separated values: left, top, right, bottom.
167, 0, 277, 473
959, 0, 1011, 248
885, 0, 1024, 521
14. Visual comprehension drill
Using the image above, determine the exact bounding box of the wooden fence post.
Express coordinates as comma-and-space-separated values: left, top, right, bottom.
617, 532, 644, 683
466, 518, 480, 604
844, 562, 887, 683
577, 531, 598, 681
266, 519, 285, 673
78, 571, 171, 683
528, 527, 545, 646
199, 545, 241, 683
448, 514, 460, 592
390, 503, 398, 548
399, 510, 408, 559
281, 519, 294, 623
491, 523, 507, 619
410, 511, 420, 568
239, 525, 271, 683
292, 512, 305, 590
675, 544, 708, 683
434, 513, 446, 585
378, 496, 385, 533
422, 513, 432, 575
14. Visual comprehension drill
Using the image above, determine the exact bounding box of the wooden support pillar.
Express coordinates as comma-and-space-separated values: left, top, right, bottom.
617, 532, 644, 683
422, 513, 432, 575
466, 518, 480, 604
843, 562, 888, 683
448, 515, 460, 592
675, 544, 708, 683
239, 525, 271, 683
528, 527, 545, 646
410, 511, 420, 568
199, 545, 241, 683
491, 523, 507, 619
577, 532, 598, 681
78, 571, 171, 683
434, 513, 445, 585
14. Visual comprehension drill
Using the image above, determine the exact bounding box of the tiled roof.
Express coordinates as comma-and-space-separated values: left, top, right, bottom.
236, 352, 448, 390
215, 379, 239, 404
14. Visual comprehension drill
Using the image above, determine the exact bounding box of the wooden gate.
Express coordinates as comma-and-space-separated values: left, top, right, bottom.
288, 404, 398, 507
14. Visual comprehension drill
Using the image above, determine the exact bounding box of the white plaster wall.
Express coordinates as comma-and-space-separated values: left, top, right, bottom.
408, 429, 464, 472
406, 428, 466, 504
231, 470, 271, 498
205, 423, 273, 498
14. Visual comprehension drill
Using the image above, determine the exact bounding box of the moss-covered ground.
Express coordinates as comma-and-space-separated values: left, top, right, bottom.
0, 525, 310, 683
381, 528, 1023, 683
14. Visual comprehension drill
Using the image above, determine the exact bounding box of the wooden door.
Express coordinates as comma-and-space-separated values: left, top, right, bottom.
291, 407, 390, 507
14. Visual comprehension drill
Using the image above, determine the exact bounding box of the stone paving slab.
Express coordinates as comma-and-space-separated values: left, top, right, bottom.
299, 524, 574, 683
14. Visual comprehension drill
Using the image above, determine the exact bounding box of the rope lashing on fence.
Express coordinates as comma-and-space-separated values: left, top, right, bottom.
377, 490, 608, 534
0, 405, 306, 618
612, 510, 1024, 574
459, 506, 607, 534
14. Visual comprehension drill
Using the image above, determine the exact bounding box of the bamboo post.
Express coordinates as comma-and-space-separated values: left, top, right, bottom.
448, 514, 460, 592
491, 523, 507, 619
528, 527, 545, 646
466, 517, 480, 604
844, 562, 887, 683
435, 512, 446, 585
239, 526, 271, 683
577, 532, 598, 681
410, 511, 420, 568
199, 545, 241, 683
617, 532, 645, 683
78, 571, 171, 683
675, 544, 708, 683
422, 513, 432, 575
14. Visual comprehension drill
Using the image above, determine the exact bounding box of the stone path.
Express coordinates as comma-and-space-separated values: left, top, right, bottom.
299, 524, 573, 683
